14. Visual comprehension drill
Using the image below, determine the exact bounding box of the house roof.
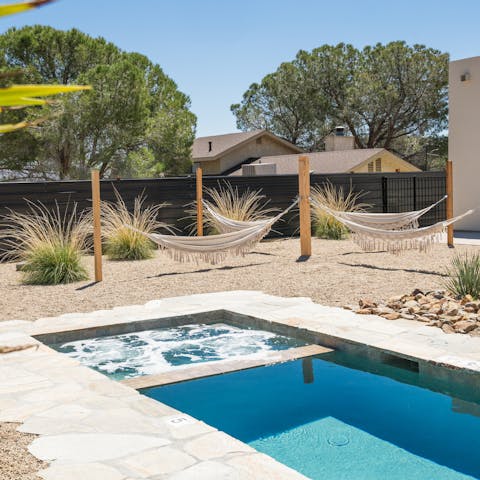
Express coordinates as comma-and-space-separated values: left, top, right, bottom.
192, 130, 302, 161
229, 148, 395, 175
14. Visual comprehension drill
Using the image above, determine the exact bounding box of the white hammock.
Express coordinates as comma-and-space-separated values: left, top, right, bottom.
140, 199, 298, 264
311, 195, 447, 230
319, 204, 473, 254
202, 200, 273, 233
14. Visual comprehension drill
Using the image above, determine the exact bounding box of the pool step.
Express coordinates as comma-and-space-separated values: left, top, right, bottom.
121, 344, 332, 390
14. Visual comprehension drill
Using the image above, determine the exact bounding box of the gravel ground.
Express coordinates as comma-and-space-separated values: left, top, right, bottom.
1, 238, 478, 322
0, 423, 47, 479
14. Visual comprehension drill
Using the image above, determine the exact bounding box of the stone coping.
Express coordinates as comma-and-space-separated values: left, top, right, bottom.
122, 344, 331, 390
2, 290, 480, 479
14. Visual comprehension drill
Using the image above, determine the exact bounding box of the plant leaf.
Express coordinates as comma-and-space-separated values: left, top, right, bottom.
0, 0, 54, 17
0, 84, 91, 107
0, 120, 29, 133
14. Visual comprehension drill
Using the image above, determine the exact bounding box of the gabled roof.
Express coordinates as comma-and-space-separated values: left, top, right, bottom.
229, 148, 419, 175
192, 130, 302, 161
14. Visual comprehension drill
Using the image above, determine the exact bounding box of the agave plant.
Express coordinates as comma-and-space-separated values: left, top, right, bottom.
1, 201, 91, 284
444, 253, 480, 300
101, 190, 170, 261
310, 182, 369, 240
196, 183, 276, 234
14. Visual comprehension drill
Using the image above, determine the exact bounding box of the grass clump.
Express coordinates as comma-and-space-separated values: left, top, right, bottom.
2, 202, 89, 285
101, 190, 169, 261
311, 183, 368, 240
444, 253, 480, 299
201, 183, 276, 234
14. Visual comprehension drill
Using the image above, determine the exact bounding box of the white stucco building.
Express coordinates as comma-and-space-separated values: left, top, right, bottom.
449, 56, 480, 230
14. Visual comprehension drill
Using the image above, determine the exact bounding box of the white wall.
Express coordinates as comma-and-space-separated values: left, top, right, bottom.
449, 57, 480, 230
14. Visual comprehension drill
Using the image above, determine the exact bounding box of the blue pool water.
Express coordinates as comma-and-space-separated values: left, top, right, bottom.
51, 323, 305, 380
144, 354, 480, 480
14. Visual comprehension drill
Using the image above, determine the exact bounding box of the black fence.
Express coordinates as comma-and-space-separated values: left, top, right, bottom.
0, 172, 446, 242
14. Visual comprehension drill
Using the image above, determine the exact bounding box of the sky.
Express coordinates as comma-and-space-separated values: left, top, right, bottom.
0, 0, 479, 137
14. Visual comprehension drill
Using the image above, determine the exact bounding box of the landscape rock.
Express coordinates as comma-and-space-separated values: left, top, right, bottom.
453, 320, 477, 334
461, 295, 474, 305
381, 312, 401, 320
347, 288, 480, 337
358, 299, 377, 309
442, 324, 456, 334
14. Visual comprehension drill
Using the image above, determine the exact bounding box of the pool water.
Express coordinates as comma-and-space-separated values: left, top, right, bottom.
144, 354, 480, 480
51, 323, 306, 380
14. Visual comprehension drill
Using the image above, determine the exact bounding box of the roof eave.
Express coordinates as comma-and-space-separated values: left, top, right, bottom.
193, 130, 302, 162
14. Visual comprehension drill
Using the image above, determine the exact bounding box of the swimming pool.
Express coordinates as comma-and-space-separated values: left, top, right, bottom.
144, 353, 480, 480
50, 323, 306, 380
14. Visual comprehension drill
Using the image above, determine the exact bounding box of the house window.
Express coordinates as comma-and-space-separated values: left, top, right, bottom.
375, 158, 381, 172
256, 137, 263, 145
367, 161, 374, 172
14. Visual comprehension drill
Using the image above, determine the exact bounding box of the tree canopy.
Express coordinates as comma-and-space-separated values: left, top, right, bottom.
231, 42, 448, 157
0, 25, 196, 179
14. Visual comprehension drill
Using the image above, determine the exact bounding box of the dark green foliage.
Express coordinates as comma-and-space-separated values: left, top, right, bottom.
232, 42, 448, 154
0, 26, 196, 179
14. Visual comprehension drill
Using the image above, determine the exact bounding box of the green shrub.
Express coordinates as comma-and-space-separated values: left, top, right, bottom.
313, 215, 349, 240
444, 253, 480, 299
104, 228, 157, 261
101, 190, 169, 261
2, 202, 90, 285
311, 182, 369, 240
22, 243, 88, 285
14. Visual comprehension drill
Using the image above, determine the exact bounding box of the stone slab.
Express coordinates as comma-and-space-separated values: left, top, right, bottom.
121, 344, 331, 390
29, 433, 170, 462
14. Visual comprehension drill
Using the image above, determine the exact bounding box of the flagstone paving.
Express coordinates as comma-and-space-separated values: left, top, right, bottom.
1, 290, 480, 479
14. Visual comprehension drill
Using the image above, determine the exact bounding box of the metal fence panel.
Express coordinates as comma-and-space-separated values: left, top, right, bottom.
0, 172, 446, 251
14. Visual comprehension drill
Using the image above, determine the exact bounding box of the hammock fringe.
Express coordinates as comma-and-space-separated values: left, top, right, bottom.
323, 207, 473, 254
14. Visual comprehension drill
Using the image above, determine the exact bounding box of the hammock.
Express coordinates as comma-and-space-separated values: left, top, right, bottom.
318, 204, 473, 254
310, 195, 447, 230
202, 200, 273, 233
140, 198, 299, 264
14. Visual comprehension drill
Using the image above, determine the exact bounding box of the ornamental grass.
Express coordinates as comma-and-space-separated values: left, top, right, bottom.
101, 190, 169, 261
1, 201, 90, 285
310, 182, 369, 240
200, 183, 276, 234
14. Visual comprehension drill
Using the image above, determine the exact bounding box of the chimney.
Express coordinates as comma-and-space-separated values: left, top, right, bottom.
325, 126, 354, 151
208, 141, 212, 152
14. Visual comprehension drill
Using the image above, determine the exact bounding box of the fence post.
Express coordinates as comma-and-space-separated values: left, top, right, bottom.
196, 167, 203, 236
382, 177, 388, 213
91, 169, 103, 282
446, 160, 454, 247
413, 176, 417, 211
298, 156, 311, 258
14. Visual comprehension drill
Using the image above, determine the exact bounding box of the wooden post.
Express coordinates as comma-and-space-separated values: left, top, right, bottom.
298, 156, 312, 258
196, 167, 203, 236
446, 160, 454, 247
91, 169, 103, 282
